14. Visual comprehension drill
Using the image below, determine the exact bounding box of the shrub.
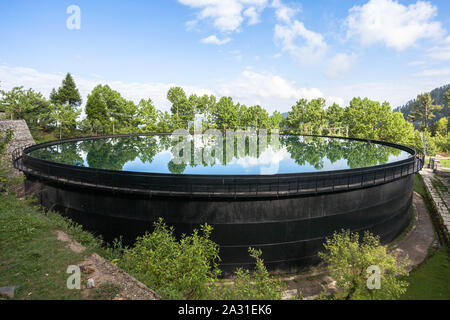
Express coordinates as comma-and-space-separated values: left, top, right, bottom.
216, 248, 286, 300
118, 218, 221, 300
318, 229, 410, 300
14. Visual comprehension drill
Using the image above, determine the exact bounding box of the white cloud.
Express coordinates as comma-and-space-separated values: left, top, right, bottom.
325, 75, 450, 108
218, 70, 327, 111
326, 97, 345, 107
201, 35, 232, 45
6, 64, 446, 112
178, 0, 268, 33
0, 65, 212, 111
274, 20, 328, 63
415, 68, 450, 77
234, 146, 290, 174
0, 65, 331, 113
271, 0, 300, 24
324, 53, 357, 79
243, 7, 261, 25
346, 0, 444, 51
427, 36, 450, 61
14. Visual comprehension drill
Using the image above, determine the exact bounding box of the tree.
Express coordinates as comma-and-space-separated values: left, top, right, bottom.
237, 104, 251, 129
286, 98, 326, 134
433, 117, 448, 137
382, 112, 415, 146
85, 85, 137, 135
167, 87, 194, 129
408, 93, 442, 132
445, 90, 450, 134
270, 111, 283, 130
344, 98, 397, 140
137, 99, 159, 133
327, 103, 345, 129
157, 111, 173, 133
50, 73, 82, 110
50, 103, 81, 139
85, 86, 108, 134
0, 87, 52, 130
246, 105, 271, 129
318, 230, 409, 300
212, 97, 239, 130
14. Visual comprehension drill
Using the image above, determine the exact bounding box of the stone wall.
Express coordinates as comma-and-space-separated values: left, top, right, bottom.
0, 120, 35, 156
0, 120, 35, 193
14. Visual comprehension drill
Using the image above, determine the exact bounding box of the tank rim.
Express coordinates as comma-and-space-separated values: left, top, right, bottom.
17, 132, 418, 179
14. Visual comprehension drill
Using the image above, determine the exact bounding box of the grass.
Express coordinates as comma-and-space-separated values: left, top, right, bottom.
401, 247, 450, 300
414, 174, 427, 198
0, 193, 117, 300
439, 159, 450, 168
1, 173, 449, 300
405, 173, 450, 300
91, 282, 122, 300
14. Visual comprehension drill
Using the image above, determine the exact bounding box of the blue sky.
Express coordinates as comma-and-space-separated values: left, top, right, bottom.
1, 0, 450, 113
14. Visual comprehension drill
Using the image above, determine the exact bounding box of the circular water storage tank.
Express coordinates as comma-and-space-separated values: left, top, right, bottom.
13, 133, 422, 273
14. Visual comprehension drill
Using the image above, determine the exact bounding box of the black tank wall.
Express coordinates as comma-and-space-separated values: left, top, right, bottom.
25, 174, 414, 273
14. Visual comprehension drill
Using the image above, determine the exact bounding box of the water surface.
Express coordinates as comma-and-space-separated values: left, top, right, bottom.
28, 135, 412, 175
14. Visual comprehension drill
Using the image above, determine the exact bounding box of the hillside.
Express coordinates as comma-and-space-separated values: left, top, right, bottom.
395, 84, 450, 124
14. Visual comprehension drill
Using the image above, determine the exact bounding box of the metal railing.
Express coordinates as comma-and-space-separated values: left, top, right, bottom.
12, 134, 424, 199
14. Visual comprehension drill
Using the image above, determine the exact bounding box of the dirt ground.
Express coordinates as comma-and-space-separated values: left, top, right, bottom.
55, 230, 161, 300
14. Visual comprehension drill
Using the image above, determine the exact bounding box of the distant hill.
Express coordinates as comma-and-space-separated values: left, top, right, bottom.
395, 84, 450, 124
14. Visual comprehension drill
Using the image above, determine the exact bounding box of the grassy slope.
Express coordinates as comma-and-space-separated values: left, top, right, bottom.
1, 174, 449, 300
400, 174, 450, 300
401, 248, 450, 300
0, 194, 113, 300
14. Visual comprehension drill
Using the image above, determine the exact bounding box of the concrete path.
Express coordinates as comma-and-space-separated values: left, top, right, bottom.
282, 192, 435, 299
391, 192, 435, 272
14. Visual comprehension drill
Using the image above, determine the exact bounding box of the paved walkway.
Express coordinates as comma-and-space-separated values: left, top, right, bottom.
282, 192, 435, 299
421, 168, 450, 233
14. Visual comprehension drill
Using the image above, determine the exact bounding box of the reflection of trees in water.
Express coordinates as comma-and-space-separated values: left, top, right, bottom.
30, 143, 84, 167
30, 134, 404, 174
281, 136, 402, 169
281, 136, 329, 170
81, 137, 140, 170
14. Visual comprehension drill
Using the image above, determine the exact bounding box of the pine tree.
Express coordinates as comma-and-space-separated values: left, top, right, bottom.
85, 86, 108, 135
408, 92, 442, 132
445, 90, 450, 135
50, 73, 82, 110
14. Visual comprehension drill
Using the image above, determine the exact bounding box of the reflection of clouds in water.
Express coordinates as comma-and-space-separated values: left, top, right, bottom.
233, 146, 289, 175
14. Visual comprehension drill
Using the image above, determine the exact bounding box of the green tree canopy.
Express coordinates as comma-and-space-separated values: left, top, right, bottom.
270, 111, 283, 130
286, 98, 327, 134
85, 85, 138, 134
167, 87, 194, 129
212, 97, 239, 130
408, 92, 442, 132
50, 73, 82, 110
0, 87, 52, 130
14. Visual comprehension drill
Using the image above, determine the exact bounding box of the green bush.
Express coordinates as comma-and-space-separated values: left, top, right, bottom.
118, 218, 221, 300
216, 248, 286, 300
319, 230, 409, 300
